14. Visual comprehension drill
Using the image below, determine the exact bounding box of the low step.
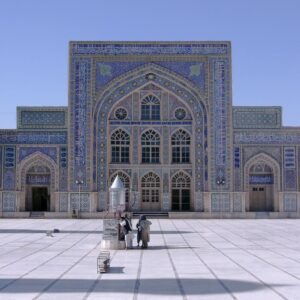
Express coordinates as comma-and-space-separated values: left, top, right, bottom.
30, 211, 45, 218
255, 211, 270, 219
132, 211, 169, 218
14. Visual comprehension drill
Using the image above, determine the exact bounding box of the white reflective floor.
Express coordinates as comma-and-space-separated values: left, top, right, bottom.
0, 219, 300, 299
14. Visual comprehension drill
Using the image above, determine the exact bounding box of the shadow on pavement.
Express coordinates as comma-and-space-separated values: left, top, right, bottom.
130, 245, 198, 250
0, 278, 289, 295
0, 229, 192, 234
108, 267, 124, 273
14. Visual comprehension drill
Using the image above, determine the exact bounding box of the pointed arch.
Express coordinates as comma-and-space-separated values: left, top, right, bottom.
17, 152, 58, 191
141, 94, 160, 120
141, 129, 160, 164
94, 63, 207, 112
111, 127, 131, 136
141, 171, 161, 185
244, 153, 281, 212
141, 171, 161, 211
94, 63, 208, 192
171, 129, 191, 163
16, 152, 59, 212
171, 171, 191, 211
244, 153, 281, 192
171, 171, 191, 188
110, 129, 130, 163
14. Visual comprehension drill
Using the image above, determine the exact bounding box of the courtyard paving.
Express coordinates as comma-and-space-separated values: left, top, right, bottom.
0, 219, 300, 299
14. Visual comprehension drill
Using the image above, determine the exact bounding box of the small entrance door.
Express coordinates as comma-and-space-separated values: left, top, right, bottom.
141, 172, 161, 211
141, 190, 161, 211
32, 187, 49, 211
249, 163, 274, 212
172, 189, 190, 211
250, 186, 266, 211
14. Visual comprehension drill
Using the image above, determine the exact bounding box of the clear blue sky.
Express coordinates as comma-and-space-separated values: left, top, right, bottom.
0, 0, 299, 128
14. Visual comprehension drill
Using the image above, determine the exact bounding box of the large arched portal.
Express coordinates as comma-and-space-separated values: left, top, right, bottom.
94, 64, 209, 210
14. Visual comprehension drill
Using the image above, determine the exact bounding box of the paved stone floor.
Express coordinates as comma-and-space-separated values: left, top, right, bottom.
0, 219, 300, 299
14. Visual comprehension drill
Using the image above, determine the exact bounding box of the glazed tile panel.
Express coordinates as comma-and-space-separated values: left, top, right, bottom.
233, 107, 281, 129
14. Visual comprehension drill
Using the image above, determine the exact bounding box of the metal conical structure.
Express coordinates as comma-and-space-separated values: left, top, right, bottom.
110, 175, 124, 189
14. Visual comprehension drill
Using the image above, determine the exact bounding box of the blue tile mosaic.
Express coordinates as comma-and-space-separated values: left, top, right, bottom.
0, 131, 67, 144
19, 147, 57, 162
72, 42, 229, 56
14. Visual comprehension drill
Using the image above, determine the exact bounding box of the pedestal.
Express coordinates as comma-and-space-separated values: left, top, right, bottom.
101, 219, 125, 250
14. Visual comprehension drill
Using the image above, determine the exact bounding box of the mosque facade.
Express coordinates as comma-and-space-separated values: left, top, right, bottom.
0, 41, 299, 217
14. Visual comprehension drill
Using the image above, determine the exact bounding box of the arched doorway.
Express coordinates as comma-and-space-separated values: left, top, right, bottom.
249, 163, 274, 211
110, 171, 130, 210
18, 152, 58, 213
141, 172, 161, 211
171, 172, 191, 211
26, 166, 51, 211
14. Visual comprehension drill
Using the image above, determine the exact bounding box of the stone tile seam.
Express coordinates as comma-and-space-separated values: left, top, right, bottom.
132, 248, 143, 300
33, 236, 102, 299
206, 221, 300, 280
0, 220, 96, 293
33, 220, 101, 299
172, 220, 237, 300
186, 220, 288, 300
0, 220, 79, 271
0, 219, 75, 257
213, 221, 300, 264
83, 249, 118, 300
158, 219, 187, 300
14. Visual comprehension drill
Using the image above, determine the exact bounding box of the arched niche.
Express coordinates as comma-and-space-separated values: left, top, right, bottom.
244, 153, 281, 212
93, 63, 208, 196
17, 152, 58, 212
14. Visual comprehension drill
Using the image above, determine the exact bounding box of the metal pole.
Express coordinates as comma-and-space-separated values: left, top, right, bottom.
75, 180, 83, 218
78, 183, 81, 218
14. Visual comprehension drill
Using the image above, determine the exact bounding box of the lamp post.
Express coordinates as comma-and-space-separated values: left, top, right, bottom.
129, 181, 135, 212
216, 175, 225, 213
75, 180, 84, 218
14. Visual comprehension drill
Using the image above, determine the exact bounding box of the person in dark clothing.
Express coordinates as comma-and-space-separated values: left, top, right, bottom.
136, 215, 144, 247
120, 216, 133, 249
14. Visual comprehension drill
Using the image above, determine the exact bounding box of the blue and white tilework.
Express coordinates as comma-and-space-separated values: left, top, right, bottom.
234, 132, 300, 144
211, 193, 230, 212
195, 192, 204, 211
70, 193, 90, 212
59, 193, 68, 212
283, 193, 297, 212
233, 193, 243, 212
19, 147, 57, 162
0, 131, 67, 144
3, 146, 16, 190
69, 58, 91, 191
94, 64, 208, 193
72, 42, 229, 56
285, 170, 297, 190
2, 192, 16, 212
233, 107, 281, 129
2, 41, 300, 215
